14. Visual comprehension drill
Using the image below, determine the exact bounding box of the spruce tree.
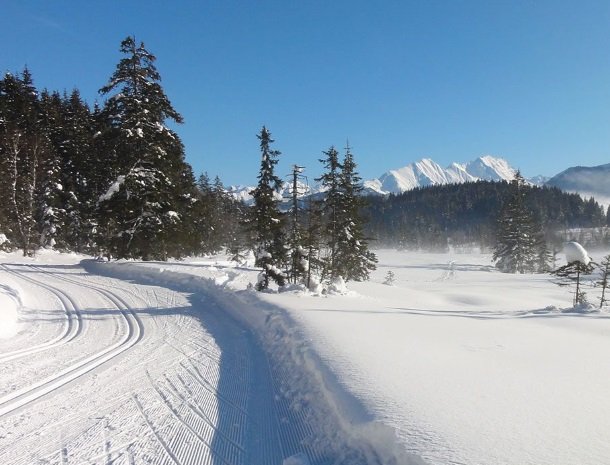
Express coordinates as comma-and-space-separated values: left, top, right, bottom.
37, 91, 65, 249
250, 126, 287, 289
61, 90, 99, 252
552, 260, 594, 307
0, 69, 50, 255
97, 36, 197, 259
315, 146, 342, 279
334, 144, 377, 281
492, 171, 545, 273
596, 255, 610, 308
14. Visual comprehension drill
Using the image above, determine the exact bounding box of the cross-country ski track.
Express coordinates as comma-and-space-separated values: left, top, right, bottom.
0, 257, 411, 465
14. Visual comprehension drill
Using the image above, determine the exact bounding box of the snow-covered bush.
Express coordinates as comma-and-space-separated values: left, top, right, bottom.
383, 270, 396, 286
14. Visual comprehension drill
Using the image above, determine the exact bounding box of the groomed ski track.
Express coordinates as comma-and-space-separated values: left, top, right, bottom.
0, 259, 415, 465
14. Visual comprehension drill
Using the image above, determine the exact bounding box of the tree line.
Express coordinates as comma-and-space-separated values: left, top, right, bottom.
0, 36, 375, 289
0, 37, 244, 260
363, 177, 609, 252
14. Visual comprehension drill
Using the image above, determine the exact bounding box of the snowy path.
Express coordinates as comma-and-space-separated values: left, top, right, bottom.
0, 255, 406, 464
0, 260, 283, 465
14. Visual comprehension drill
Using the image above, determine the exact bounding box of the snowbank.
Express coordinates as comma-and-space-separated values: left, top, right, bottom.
82, 259, 421, 464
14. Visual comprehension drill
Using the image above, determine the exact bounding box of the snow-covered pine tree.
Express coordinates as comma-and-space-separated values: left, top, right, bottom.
302, 197, 325, 289
334, 144, 377, 281
315, 146, 343, 279
286, 165, 308, 284
61, 90, 100, 252
492, 171, 545, 273
37, 90, 65, 249
0, 69, 50, 255
250, 126, 287, 289
96, 36, 198, 260
383, 270, 396, 285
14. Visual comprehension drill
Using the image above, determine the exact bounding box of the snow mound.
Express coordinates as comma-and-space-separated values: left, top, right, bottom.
328, 276, 348, 294
564, 241, 590, 265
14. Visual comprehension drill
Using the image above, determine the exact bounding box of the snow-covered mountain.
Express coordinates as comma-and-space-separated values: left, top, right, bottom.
229, 155, 524, 202
546, 162, 610, 208
368, 155, 517, 195
227, 180, 315, 204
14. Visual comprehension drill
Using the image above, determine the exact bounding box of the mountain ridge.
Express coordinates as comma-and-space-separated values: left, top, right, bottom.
228, 155, 535, 203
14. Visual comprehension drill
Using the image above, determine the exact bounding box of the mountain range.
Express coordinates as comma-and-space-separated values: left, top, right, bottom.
228, 156, 610, 209
546, 162, 610, 208
362, 155, 520, 195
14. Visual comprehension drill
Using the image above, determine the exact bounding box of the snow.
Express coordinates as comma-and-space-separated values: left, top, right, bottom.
114, 249, 610, 465
564, 241, 590, 265
97, 175, 125, 203
3, 248, 610, 464
0, 284, 19, 338
465, 154, 516, 181
363, 155, 514, 195
227, 155, 521, 201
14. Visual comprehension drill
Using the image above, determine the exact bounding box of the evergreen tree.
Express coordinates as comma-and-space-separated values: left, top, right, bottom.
250, 126, 287, 289
96, 36, 197, 259
302, 197, 325, 290
596, 255, 610, 308
315, 146, 343, 279
38, 90, 65, 249
333, 144, 377, 281
0, 69, 50, 255
61, 90, 99, 252
492, 172, 545, 273
286, 165, 308, 284
552, 260, 594, 307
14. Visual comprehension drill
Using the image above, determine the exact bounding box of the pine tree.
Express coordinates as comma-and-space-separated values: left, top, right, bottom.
334, 144, 377, 281
302, 197, 325, 290
596, 255, 610, 308
492, 171, 545, 273
286, 165, 308, 284
0, 69, 50, 255
61, 90, 99, 252
37, 90, 64, 249
315, 146, 342, 279
96, 36, 196, 259
250, 126, 287, 289
383, 270, 396, 285
552, 260, 594, 307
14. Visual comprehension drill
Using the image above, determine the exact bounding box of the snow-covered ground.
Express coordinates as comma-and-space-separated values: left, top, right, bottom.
1, 248, 609, 464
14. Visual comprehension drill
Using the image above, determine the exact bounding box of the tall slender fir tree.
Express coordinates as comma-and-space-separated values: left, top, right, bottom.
250, 126, 287, 289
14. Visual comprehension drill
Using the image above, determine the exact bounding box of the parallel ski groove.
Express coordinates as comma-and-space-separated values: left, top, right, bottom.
0, 267, 142, 418
0, 264, 82, 363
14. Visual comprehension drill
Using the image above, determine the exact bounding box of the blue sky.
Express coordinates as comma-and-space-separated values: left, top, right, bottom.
2, 1, 610, 185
